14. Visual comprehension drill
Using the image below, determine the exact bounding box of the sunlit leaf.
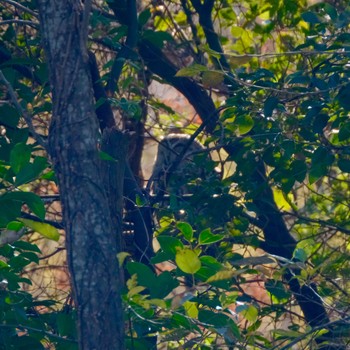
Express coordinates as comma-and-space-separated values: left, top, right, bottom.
206, 270, 236, 282
157, 235, 183, 256
241, 305, 258, 323
202, 71, 224, 88
183, 300, 198, 318
177, 221, 193, 241
175, 248, 201, 274
265, 280, 291, 302
175, 64, 208, 77
199, 228, 224, 245
236, 115, 254, 135
18, 218, 60, 241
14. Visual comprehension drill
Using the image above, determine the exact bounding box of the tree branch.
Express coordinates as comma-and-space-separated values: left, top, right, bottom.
0, 69, 47, 149
2, 0, 37, 17
106, 0, 138, 93
0, 19, 39, 28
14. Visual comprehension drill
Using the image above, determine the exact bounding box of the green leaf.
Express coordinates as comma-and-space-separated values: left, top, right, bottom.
206, 270, 239, 283
241, 304, 258, 322
175, 64, 208, 77
198, 310, 230, 328
12, 240, 41, 253
142, 30, 173, 48
99, 151, 117, 161
171, 313, 194, 330
273, 329, 303, 340
324, 3, 337, 21
337, 84, 350, 111
301, 11, 322, 24
338, 121, 350, 141
202, 71, 224, 88
264, 97, 279, 118
138, 8, 151, 27
9, 336, 45, 350
236, 115, 254, 135
199, 228, 224, 245
0, 105, 20, 128
338, 159, 350, 173
230, 256, 276, 266
265, 280, 291, 302
57, 312, 77, 338
309, 146, 333, 184
200, 255, 223, 270
0, 199, 22, 227
150, 271, 179, 298
175, 248, 201, 274
10, 143, 31, 174
15, 156, 48, 186
176, 222, 193, 241
5, 192, 45, 219
150, 250, 174, 264
19, 251, 39, 264
157, 235, 183, 256
18, 218, 60, 241
290, 160, 307, 183
126, 262, 156, 289
6, 221, 24, 231
183, 300, 198, 318
293, 248, 308, 262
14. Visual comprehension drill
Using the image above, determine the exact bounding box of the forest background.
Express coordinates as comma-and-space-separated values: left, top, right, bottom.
0, 0, 350, 349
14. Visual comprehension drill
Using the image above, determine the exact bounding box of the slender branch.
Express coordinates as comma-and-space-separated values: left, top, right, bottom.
106, 0, 138, 93
0, 19, 39, 29
81, 0, 92, 54
224, 49, 350, 59
0, 69, 47, 149
284, 211, 350, 236
0, 323, 77, 343
39, 247, 65, 260
273, 315, 350, 350
190, 0, 230, 71
180, 0, 202, 58
2, 0, 37, 16
230, 75, 348, 97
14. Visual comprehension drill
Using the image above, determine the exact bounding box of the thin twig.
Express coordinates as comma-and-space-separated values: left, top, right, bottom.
0, 19, 39, 29
2, 0, 37, 17
224, 49, 350, 59
272, 315, 350, 350
81, 0, 92, 53
284, 211, 350, 236
0, 69, 47, 149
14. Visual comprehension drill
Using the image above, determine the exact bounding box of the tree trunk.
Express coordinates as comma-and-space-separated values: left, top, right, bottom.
38, 2, 124, 349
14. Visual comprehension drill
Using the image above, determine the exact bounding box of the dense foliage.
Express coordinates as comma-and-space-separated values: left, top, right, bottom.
0, 0, 350, 349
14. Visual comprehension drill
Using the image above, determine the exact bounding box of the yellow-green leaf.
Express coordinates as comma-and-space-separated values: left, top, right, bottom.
18, 218, 60, 241
183, 300, 198, 318
206, 270, 236, 282
117, 252, 130, 267
241, 305, 258, 323
175, 248, 201, 274
175, 64, 208, 77
202, 71, 224, 88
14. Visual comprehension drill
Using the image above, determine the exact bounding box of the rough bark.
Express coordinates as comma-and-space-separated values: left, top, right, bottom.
88, 50, 154, 265
38, 2, 124, 349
